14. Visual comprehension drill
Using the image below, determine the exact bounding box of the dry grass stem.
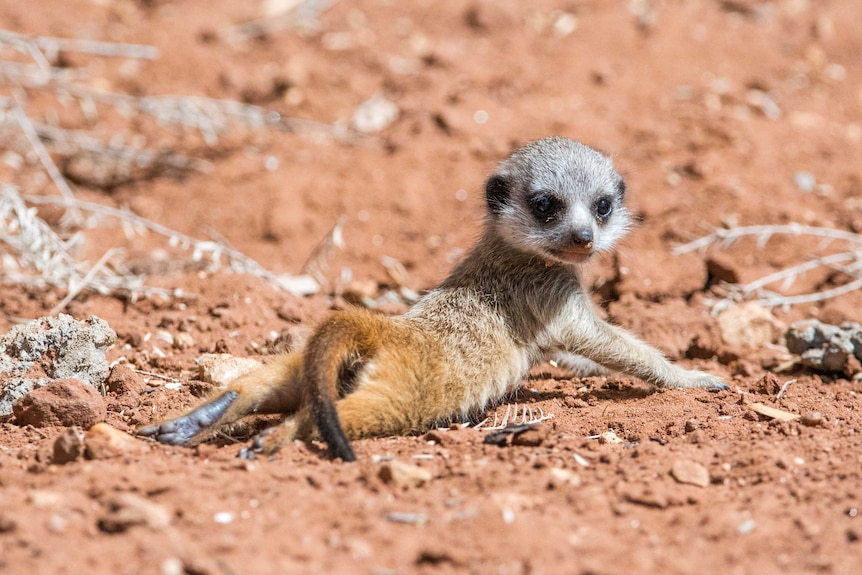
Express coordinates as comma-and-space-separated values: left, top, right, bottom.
676, 224, 862, 311
0, 31, 370, 307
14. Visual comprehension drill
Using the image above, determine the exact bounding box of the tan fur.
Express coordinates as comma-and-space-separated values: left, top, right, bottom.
139, 137, 725, 460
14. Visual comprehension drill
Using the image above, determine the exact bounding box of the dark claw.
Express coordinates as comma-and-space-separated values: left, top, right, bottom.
138, 391, 238, 445
237, 430, 268, 460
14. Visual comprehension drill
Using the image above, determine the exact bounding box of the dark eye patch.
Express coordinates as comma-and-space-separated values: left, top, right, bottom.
528, 193, 564, 223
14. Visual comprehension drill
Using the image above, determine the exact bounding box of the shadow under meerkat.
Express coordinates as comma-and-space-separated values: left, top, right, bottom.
139, 137, 727, 461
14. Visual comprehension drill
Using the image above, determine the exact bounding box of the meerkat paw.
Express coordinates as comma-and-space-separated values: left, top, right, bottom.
139, 391, 239, 445
665, 369, 728, 391
238, 421, 297, 460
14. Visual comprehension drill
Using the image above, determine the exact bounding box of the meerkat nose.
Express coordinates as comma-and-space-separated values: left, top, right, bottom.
571, 228, 594, 246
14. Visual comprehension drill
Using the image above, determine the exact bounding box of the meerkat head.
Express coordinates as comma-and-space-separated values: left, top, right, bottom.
484, 137, 632, 264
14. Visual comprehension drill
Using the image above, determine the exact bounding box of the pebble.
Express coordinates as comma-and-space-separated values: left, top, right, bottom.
794, 171, 816, 192
573, 453, 590, 467
548, 467, 581, 488
620, 484, 670, 509
213, 511, 234, 525
387, 512, 428, 524
53, 427, 85, 464
684, 419, 699, 433
511, 423, 548, 447
800, 412, 823, 427
195, 353, 262, 387
352, 93, 399, 134
717, 302, 786, 348
598, 430, 624, 445
0, 514, 18, 533
104, 364, 146, 395
173, 332, 196, 350
85, 423, 149, 459
670, 459, 711, 487
12, 378, 106, 428
98, 492, 172, 533
378, 459, 432, 488
422, 430, 446, 445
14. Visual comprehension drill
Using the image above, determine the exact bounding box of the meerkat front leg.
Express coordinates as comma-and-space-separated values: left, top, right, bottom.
564, 306, 727, 390
139, 353, 306, 445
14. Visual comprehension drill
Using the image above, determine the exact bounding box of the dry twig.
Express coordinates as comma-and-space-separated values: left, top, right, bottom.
675, 224, 862, 311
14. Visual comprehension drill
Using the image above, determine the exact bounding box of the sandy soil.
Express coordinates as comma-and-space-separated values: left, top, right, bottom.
1, 1, 861, 574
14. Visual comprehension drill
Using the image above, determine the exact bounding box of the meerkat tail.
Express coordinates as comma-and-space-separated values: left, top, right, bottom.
302, 310, 391, 462
139, 353, 306, 445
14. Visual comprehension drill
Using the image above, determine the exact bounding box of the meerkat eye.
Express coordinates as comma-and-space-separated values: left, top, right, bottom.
528, 193, 563, 223
595, 198, 613, 219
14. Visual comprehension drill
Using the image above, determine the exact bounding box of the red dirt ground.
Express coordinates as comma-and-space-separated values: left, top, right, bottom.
1, 1, 861, 574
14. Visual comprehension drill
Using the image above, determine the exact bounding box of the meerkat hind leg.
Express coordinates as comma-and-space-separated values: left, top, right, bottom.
138, 391, 240, 445
139, 354, 306, 445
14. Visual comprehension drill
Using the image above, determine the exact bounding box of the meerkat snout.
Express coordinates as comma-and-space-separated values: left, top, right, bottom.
571, 228, 594, 247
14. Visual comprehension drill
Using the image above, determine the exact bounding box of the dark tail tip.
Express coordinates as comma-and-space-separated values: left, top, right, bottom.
314, 400, 356, 462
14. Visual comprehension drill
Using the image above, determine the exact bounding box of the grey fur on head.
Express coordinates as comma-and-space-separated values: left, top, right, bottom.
485, 137, 632, 263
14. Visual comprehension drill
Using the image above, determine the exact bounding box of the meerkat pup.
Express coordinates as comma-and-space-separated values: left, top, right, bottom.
140, 137, 726, 461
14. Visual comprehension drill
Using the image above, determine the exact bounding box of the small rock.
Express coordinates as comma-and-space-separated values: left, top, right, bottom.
684, 419, 699, 433
786, 320, 862, 376
0, 514, 18, 533
12, 378, 106, 428
620, 484, 670, 509
27, 490, 64, 509
794, 171, 816, 192
548, 467, 581, 489
195, 354, 262, 388
173, 332, 195, 350
352, 93, 399, 134
670, 459, 710, 487
511, 423, 548, 447
717, 303, 786, 348
0, 314, 116, 416
104, 364, 145, 395
85, 423, 149, 459
754, 373, 781, 395
688, 429, 706, 444
706, 252, 741, 284
53, 427, 85, 464
598, 430, 624, 445
378, 459, 432, 488
800, 412, 823, 427
98, 492, 171, 533
423, 430, 446, 445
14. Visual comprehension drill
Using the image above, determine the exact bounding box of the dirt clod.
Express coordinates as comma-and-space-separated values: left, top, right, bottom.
378, 459, 432, 488
98, 493, 171, 533
670, 459, 711, 487
52, 427, 85, 465
85, 423, 149, 459
801, 412, 824, 427
12, 378, 106, 428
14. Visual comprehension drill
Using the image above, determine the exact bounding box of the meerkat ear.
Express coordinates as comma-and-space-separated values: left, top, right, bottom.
485, 174, 511, 215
